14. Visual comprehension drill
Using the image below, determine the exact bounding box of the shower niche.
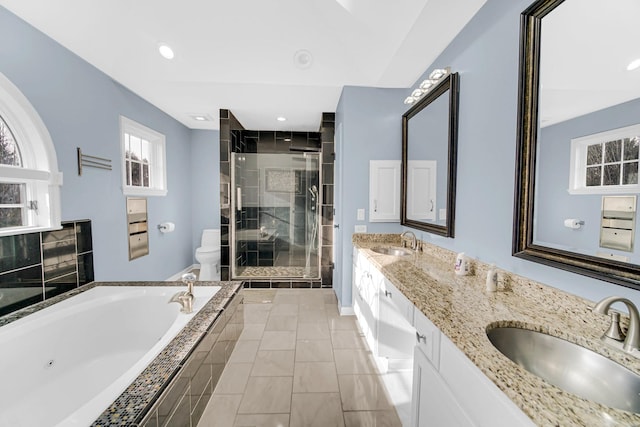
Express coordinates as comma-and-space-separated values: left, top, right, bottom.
232, 152, 321, 279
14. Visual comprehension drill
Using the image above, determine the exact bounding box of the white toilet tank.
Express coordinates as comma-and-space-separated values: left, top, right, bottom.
201, 229, 220, 248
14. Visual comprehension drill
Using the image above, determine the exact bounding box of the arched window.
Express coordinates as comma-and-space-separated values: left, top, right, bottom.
0, 72, 62, 236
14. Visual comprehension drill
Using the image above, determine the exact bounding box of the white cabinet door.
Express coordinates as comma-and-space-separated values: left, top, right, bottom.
439, 336, 535, 427
352, 252, 379, 354
378, 278, 415, 361
406, 160, 437, 221
369, 160, 401, 222
411, 346, 476, 427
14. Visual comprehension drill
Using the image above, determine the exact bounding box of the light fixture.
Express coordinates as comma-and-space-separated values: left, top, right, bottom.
194, 116, 206, 121
277, 116, 287, 122
284, 138, 292, 142
403, 66, 451, 105
293, 49, 313, 69
158, 43, 175, 60
627, 58, 640, 71
190, 114, 211, 122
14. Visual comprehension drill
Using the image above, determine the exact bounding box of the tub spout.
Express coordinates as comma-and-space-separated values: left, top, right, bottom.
169, 272, 197, 314
169, 291, 193, 314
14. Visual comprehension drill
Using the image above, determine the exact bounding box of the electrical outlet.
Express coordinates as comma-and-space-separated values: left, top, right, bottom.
355, 225, 367, 233
357, 208, 365, 221
439, 208, 447, 220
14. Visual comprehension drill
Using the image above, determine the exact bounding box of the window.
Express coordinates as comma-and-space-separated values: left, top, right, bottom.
120, 116, 167, 196
569, 124, 640, 194
0, 72, 62, 236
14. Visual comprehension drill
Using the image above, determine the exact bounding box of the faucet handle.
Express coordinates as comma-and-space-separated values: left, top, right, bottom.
604, 311, 626, 342
182, 272, 197, 283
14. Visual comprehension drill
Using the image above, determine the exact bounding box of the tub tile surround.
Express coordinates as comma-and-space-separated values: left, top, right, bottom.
352, 233, 640, 426
0, 279, 243, 426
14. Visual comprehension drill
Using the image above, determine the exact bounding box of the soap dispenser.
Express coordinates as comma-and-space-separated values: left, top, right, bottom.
454, 252, 469, 276
486, 264, 498, 292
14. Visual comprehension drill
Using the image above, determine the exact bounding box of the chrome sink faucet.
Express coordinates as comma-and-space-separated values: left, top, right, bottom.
593, 296, 640, 354
170, 272, 196, 314
400, 231, 417, 250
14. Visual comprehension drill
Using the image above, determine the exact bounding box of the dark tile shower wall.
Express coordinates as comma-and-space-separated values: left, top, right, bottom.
218, 109, 335, 288
0, 219, 94, 317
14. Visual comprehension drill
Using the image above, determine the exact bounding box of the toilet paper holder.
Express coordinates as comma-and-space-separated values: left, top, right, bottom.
158, 222, 175, 233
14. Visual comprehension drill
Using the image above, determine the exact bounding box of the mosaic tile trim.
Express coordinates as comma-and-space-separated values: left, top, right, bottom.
353, 233, 640, 426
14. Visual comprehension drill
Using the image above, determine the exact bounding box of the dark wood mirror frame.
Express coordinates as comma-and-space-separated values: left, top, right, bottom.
513, 0, 640, 290
401, 72, 459, 237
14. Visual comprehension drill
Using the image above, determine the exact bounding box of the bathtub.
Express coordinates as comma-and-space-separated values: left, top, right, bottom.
0, 285, 221, 427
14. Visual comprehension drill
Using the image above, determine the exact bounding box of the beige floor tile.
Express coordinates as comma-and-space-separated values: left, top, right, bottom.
297, 322, 331, 340
265, 314, 298, 331
229, 340, 261, 364
324, 292, 338, 305
293, 362, 339, 393
214, 363, 252, 394
245, 309, 271, 324
239, 324, 266, 341
290, 393, 345, 427
238, 377, 293, 414
197, 394, 242, 427
242, 289, 277, 304
234, 413, 290, 427
328, 315, 359, 331
260, 331, 297, 350
270, 303, 299, 315
334, 349, 378, 374
298, 309, 328, 323
295, 339, 334, 362
343, 410, 402, 427
331, 330, 366, 349
272, 293, 299, 304
251, 350, 295, 376
338, 375, 393, 411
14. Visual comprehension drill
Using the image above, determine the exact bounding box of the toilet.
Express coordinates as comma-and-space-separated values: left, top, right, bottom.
195, 229, 221, 281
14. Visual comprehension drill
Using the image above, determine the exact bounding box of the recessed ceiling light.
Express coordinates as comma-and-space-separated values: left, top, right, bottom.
627, 58, 640, 71
293, 49, 313, 69
277, 116, 287, 122
194, 116, 206, 121
190, 114, 210, 121
158, 43, 175, 60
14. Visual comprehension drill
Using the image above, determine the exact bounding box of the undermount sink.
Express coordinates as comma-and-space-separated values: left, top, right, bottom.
370, 246, 413, 257
487, 326, 640, 413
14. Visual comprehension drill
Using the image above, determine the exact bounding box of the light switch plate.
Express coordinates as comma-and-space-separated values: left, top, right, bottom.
355, 225, 367, 233
357, 208, 365, 221
439, 208, 447, 220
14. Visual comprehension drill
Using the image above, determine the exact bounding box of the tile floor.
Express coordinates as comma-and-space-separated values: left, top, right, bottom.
197, 289, 402, 427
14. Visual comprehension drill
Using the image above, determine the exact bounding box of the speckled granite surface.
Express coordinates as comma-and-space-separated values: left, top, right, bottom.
0, 280, 243, 426
353, 233, 640, 426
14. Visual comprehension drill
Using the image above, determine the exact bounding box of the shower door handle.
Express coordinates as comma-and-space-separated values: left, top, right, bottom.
236, 187, 242, 211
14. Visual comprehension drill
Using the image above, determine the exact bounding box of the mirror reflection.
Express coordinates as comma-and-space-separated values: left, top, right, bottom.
533, 0, 640, 263
401, 73, 459, 237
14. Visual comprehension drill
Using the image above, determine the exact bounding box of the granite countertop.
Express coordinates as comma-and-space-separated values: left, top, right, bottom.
353, 234, 640, 426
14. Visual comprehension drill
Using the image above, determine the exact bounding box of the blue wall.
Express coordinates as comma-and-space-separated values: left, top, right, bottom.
536, 97, 640, 263
0, 6, 219, 281
335, 87, 406, 307
336, 0, 640, 308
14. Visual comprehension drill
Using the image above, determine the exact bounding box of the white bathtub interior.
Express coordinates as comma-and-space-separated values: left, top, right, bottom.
0, 285, 220, 427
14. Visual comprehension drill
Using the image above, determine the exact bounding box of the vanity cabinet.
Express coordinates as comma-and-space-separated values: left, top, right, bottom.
352, 247, 535, 427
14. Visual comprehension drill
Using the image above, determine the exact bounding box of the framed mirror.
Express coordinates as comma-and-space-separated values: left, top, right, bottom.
513, 0, 640, 289
401, 73, 459, 237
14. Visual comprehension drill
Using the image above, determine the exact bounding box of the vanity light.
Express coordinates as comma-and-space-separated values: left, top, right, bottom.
403, 67, 451, 105
627, 58, 640, 71
158, 43, 175, 60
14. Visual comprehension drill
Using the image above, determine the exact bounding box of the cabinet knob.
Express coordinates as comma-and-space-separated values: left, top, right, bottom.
416, 331, 427, 343
385, 290, 392, 298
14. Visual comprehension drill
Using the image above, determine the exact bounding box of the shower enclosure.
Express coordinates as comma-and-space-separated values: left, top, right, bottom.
231, 152, 321, 279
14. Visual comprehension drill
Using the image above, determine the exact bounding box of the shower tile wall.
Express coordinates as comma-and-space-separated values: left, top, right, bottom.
218, 110, 335, 288
0, 219, 94, 317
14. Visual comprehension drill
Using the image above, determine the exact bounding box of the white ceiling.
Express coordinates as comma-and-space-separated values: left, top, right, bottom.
0, 0, 486, 131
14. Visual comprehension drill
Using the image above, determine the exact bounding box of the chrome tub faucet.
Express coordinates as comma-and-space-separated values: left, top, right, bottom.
169, 272, 196, 314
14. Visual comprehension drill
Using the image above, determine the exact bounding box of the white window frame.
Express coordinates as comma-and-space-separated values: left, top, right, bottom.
0, 72, 62, 237
568, 124, 640, 195
120, 116, 167, 197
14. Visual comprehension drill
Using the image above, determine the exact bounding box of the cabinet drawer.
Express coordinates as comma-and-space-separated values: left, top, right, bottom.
413, 309, 441, 370
380, 279, 414, 325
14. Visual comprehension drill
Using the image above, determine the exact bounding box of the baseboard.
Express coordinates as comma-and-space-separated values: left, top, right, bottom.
339, 305, 355, 316
166, 264, 199, 281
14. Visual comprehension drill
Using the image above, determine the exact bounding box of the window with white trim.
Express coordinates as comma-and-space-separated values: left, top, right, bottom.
569, 124, 640, 194
0, 73, 62, 236
120, 116, 167, 196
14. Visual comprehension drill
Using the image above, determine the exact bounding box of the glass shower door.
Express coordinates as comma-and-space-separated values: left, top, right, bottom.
231, 152, 320, 279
